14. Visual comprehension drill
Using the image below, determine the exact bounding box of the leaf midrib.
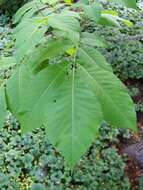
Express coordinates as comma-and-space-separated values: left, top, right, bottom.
71, 67, 75, 165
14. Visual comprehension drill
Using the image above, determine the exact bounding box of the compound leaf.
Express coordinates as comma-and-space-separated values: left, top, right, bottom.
6, 63, 103, 168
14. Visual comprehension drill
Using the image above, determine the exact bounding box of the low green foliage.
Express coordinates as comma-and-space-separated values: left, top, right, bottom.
0, 25, 14, 57
0, 0, 29, 16
0, 21, 14, 82
135, 102, 143, 112
0, 118, 131, 190
140, 175, 143, 190
129, 87, 143, 112
84, 5, 143, 80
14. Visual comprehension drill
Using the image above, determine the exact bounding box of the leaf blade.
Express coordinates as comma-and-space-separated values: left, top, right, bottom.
6, 64, 103, 168
79, 63, 137, 131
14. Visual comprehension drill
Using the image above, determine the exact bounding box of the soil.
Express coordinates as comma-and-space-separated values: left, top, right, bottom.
117, 79, 143, 189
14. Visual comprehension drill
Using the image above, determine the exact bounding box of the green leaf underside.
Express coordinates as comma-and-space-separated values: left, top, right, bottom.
13, 1, 36, 24
98, 14, 121, 27
83, 3, 102, 22
14, 18, 47, 62
13, 1, 46, 24
48, 15, 80, 44
78, 45, 113, 72
6, 64, 103, 168
22, 37, 73, 73
81, 32, 108, 48
6, 61, 136, 167
78, 64, 136, 131
14, 14, 80, 62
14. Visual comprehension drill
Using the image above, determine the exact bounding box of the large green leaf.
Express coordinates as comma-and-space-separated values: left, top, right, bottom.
98, 13, 121, 27
13, 0, 49, 24
22, 37, 73, 73
83, 2, 102, 22
81, 32, 108, 48
14, 18, 48, 62
48, 14, 80, 44
6, 64, 103, 168
99, 10, 133, 27
78, 45, 112, 72
98, 12, 134, 27
14, 13, 79, 62
13, 1, 37, 24
78, 62, 136, 131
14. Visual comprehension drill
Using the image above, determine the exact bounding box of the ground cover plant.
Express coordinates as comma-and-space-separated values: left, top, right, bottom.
0, 0, 138, 169
0, 119, 131, 190
85, 6, 143, 81
0, 0, 29, 16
